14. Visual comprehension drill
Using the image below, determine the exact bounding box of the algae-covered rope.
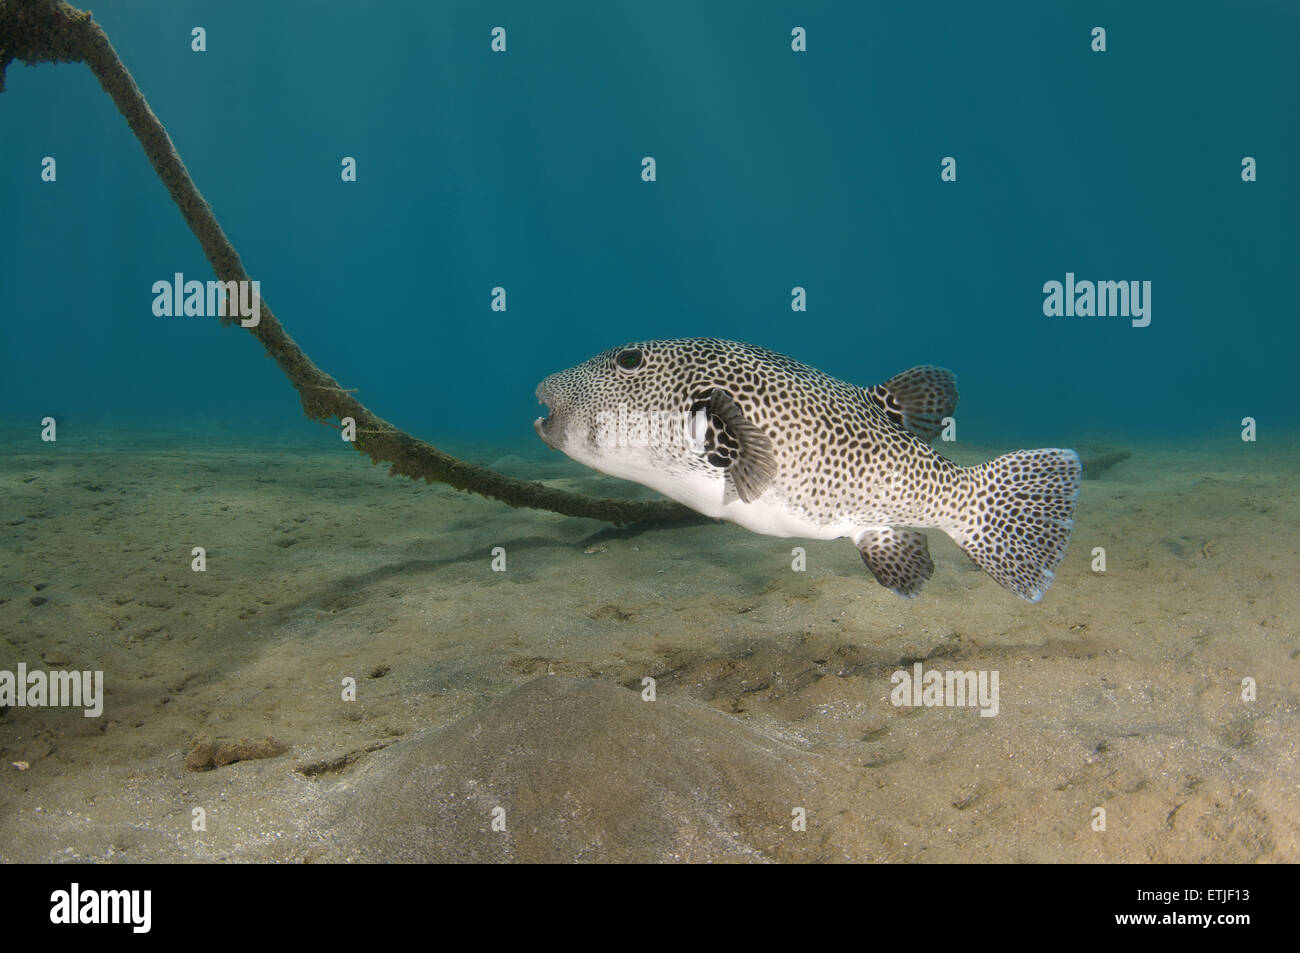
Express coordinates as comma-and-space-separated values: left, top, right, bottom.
0, 0, 701, 525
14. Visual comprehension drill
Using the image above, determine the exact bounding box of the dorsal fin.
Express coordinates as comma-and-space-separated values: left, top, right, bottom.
865, 366, 958, 443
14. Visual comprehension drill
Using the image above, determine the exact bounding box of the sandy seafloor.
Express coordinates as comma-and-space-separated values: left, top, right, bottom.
1, 424, 1297, 863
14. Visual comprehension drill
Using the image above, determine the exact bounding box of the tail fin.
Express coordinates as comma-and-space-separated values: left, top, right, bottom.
953, 449, 1082, 602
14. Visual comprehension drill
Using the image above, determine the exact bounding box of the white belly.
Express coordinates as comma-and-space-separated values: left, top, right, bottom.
600, 459, 852, 541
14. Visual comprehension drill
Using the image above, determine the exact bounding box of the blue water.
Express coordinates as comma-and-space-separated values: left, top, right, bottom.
2, 0, 1297, 447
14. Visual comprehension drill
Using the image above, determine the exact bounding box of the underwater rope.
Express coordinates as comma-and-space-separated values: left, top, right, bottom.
0, 0, 702, 526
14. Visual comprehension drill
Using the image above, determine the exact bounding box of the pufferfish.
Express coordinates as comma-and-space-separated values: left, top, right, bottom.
534, 338, 1081, 602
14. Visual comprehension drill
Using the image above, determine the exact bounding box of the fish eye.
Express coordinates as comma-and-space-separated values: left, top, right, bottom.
615, 348, 644, 371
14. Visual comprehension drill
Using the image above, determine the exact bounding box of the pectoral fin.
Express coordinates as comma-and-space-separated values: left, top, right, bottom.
855, 527, 935, 598
696, 389, 778, 503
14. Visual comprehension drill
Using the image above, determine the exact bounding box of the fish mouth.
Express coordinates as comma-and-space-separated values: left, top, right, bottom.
533, 413, 554, 447
533, 382, 559, 449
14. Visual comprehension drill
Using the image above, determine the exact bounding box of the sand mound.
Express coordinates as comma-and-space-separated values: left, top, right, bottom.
319, 676, 838, 863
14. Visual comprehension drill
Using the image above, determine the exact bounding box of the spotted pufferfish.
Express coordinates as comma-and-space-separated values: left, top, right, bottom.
534, 338, 1081, 602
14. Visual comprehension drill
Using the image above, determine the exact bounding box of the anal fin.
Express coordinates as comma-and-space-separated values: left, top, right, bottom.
855, 527, 935, 598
